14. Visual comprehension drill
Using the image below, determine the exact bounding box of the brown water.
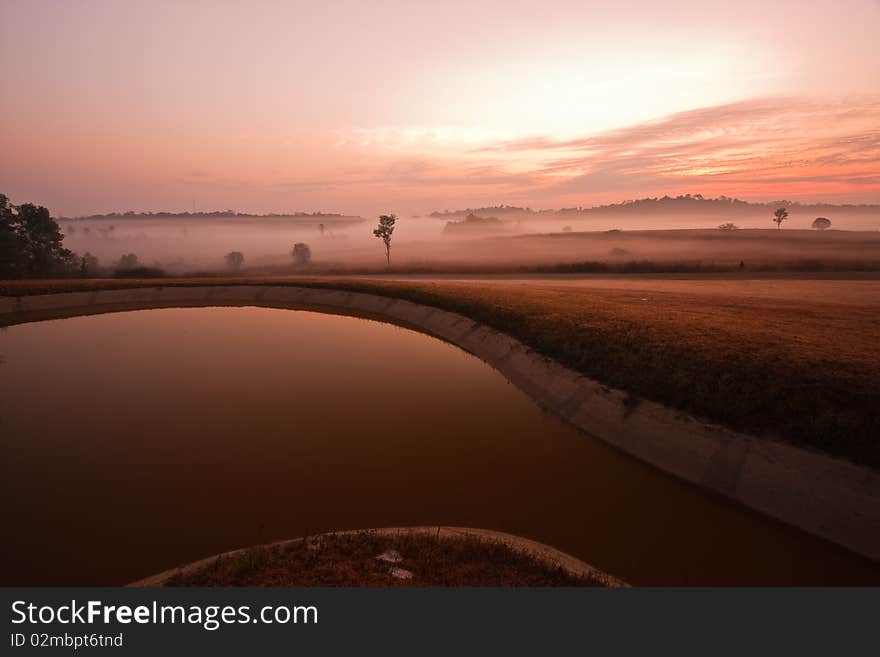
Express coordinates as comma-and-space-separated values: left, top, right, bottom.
1, 307, 877, 586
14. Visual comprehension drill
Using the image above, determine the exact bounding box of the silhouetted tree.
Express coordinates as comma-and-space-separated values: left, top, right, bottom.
224, 251, 245, 269
0, 195, 20, 277
79, 252, 99, 276
0, 194, 73, 277
291, 242, 311, 265
773, 207, 788, 229
373, 214, 397, 266
116, 253, 139, 270
718, 222, 739, 231
812, 217, 832, 231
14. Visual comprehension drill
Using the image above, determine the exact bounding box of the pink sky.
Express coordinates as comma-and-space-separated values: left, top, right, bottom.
1, 0, 878, 216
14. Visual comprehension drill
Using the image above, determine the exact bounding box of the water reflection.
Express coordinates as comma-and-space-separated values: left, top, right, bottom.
1, 307, 876, 585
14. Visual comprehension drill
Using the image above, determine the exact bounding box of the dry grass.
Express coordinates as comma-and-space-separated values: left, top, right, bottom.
162, 531, 602, 587
3, 275, 878, 466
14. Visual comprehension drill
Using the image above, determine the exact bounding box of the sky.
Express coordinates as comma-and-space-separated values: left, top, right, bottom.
1, 0, 879, 216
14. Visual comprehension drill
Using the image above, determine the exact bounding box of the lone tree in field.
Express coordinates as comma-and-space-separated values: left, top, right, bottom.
772, 207, 788, 229
373, 214, 397, 266
812, 217, 832, 231
718, 222, 739, 231
291, 242, 311, 265
224, 251, 245, 269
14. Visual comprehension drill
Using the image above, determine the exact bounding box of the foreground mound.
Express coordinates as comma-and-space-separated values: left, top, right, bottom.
154, 529, 615, 587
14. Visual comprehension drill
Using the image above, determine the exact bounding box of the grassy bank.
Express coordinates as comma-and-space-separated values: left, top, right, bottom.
3, 276, 878, 467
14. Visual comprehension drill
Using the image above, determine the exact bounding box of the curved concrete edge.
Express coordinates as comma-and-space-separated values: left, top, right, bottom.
2, 284, 879, 562
127, 526, 627, 588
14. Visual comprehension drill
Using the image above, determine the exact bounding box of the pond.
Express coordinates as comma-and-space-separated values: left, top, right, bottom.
1, 307, 877, 585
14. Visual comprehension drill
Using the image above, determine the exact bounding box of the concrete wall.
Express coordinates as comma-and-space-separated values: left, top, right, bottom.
2, 285, 878, 562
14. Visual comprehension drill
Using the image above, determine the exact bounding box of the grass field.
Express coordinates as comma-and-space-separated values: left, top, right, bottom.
3, 274, 878, 467
204, 228, 880, 276
54, 226, 880, 276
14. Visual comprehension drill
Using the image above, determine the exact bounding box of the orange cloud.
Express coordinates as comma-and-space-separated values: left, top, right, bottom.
472, 97, 880, 203
4, 95, 877, 215
306, 97, 880, 210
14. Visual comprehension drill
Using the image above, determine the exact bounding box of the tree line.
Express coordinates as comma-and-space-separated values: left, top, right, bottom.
2, 193, 401, 278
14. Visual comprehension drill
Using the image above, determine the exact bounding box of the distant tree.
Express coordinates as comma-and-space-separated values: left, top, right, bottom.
0, 194, 73, 277
224, 251, 245, 269
773, 207, 788, 229
79, 252, 99, 276
291, 242, 311, 265
116, 253, 139, 270
812, 217, 832, 231
372, 214, 397, 266
718, 222, 739, 231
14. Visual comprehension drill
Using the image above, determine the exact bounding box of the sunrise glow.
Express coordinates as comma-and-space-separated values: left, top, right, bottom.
2, 0, 878, 215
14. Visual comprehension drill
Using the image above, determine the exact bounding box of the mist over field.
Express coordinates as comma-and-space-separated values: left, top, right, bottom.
57, 198, 880, 274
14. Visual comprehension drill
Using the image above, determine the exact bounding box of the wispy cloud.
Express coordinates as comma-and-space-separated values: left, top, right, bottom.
165, 97, 880, 210
471, 97, 880, 201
